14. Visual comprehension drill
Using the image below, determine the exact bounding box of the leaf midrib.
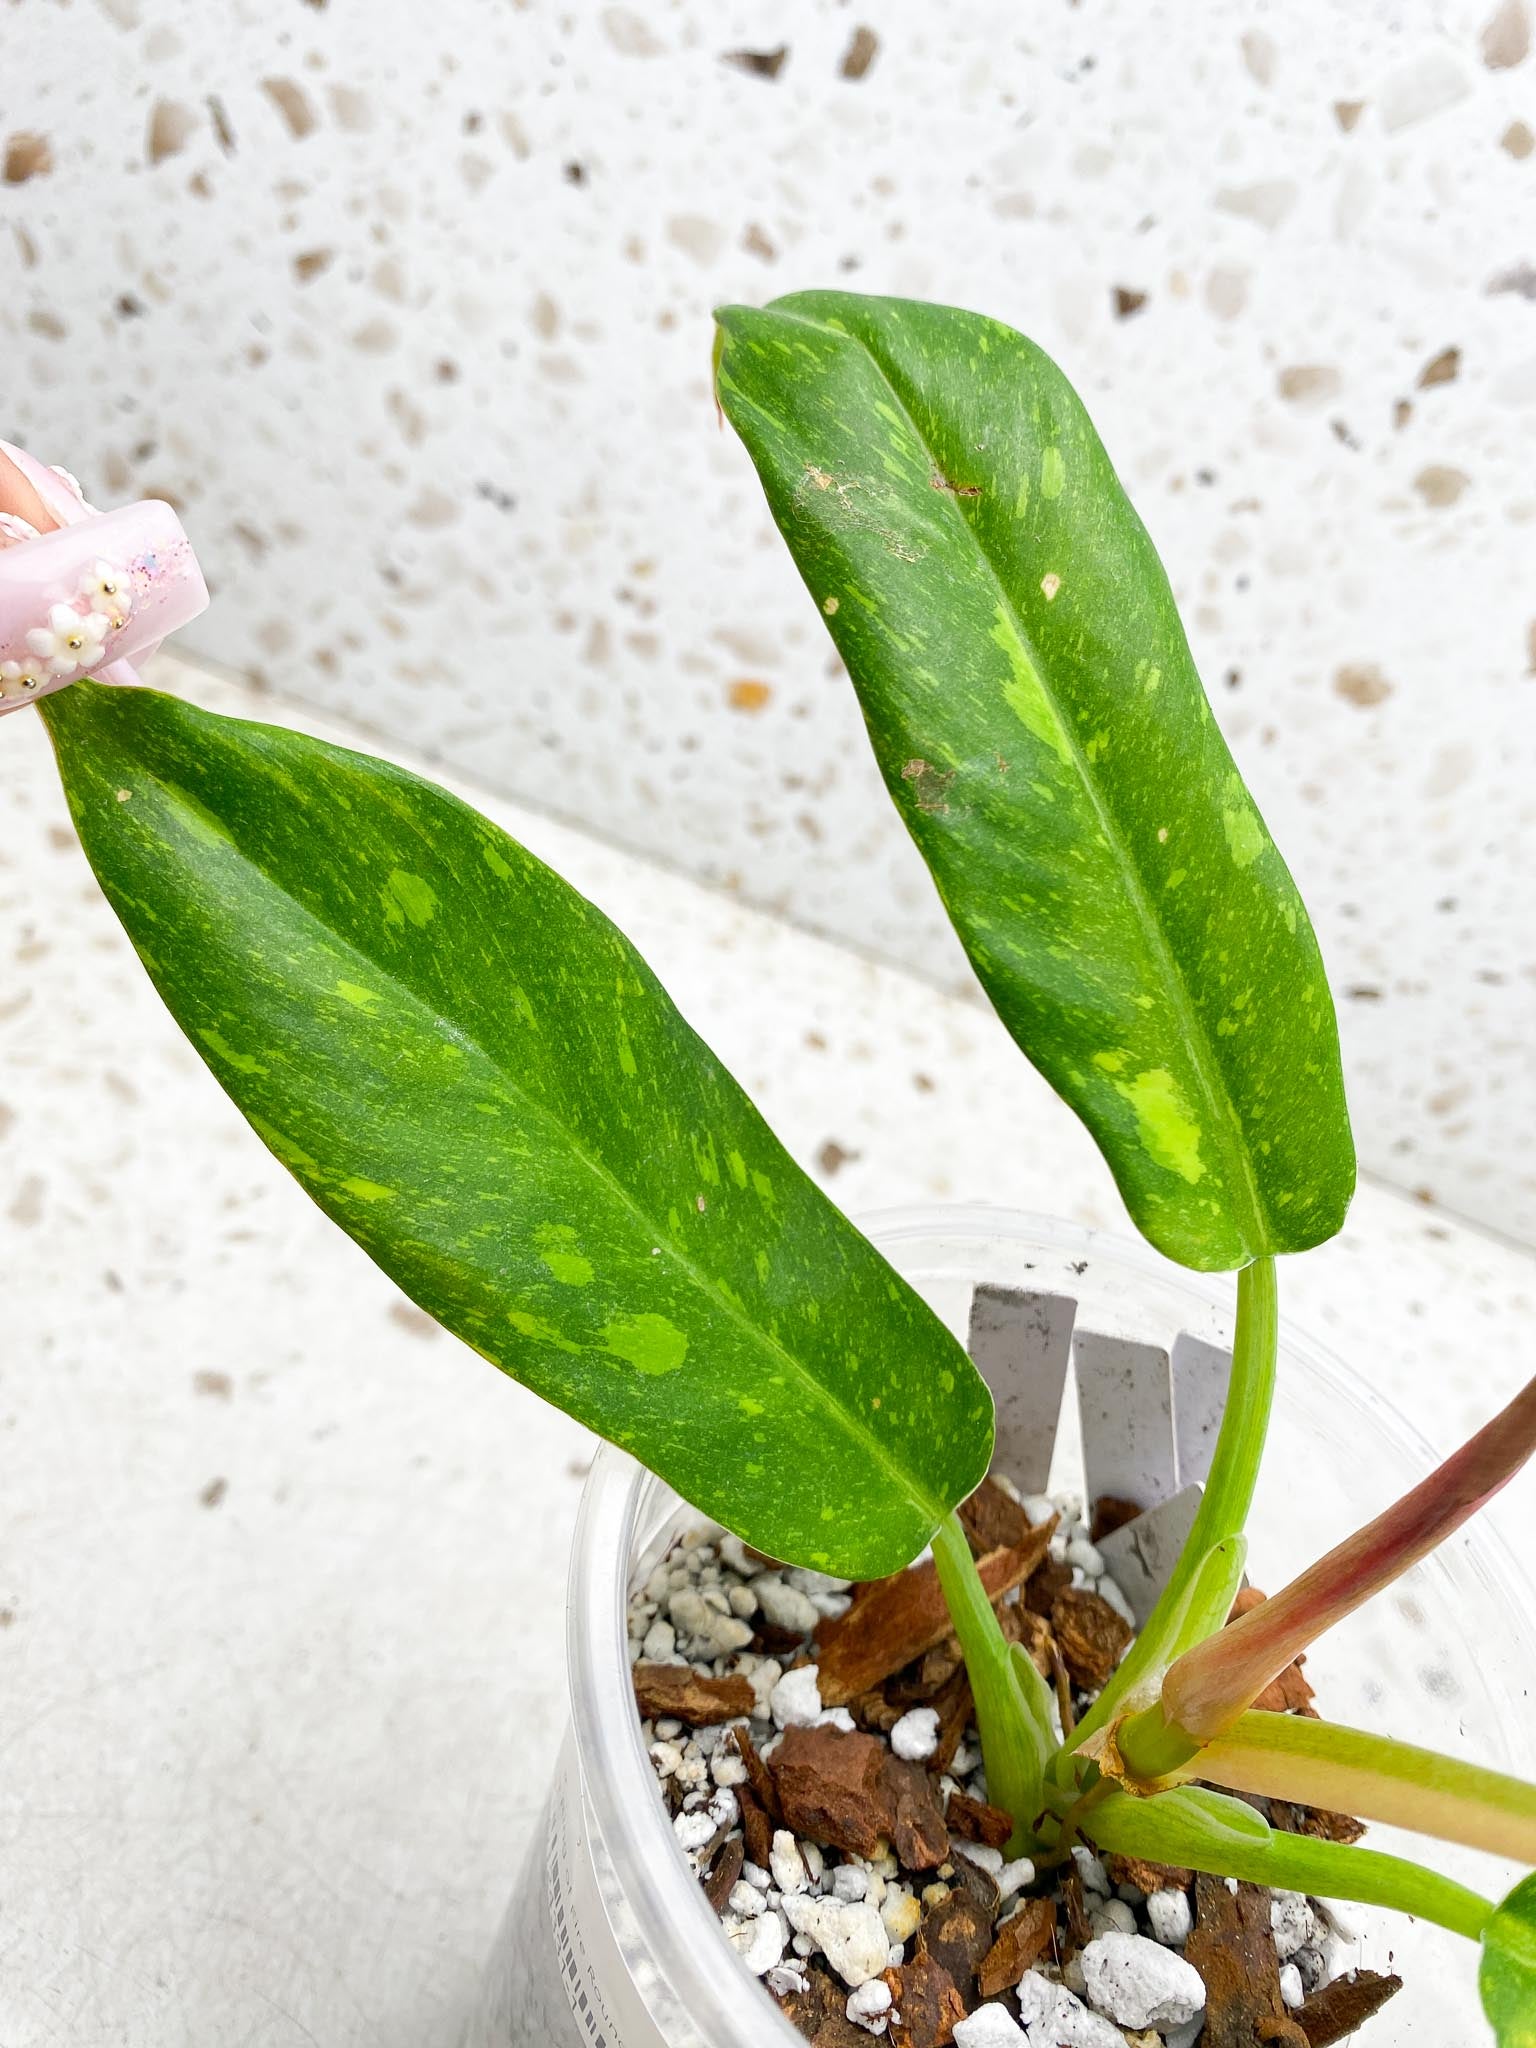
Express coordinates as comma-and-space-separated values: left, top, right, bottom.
762, 303, 1271, 1256
93, 726, 952, 1528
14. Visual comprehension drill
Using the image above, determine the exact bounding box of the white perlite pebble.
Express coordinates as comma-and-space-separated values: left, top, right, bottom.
814, 1706, 858, 1734
846, 1980, 894, 2033
754, 1574, 821, 1635
997, 1856, 1036, 1901
729, 1910, 787, 1976
1280, 1962, 1305, 2008
958, 1998, 1028, 2048
668, 1586, 754, 1657
1080, 1931, 1207, 2032
957, 1841, 1004, 1877
889, 1707, 941, 1762
1147, 1887, 1193, 1948
780, 1897, 891, 1988
672, 1810, 717, 1854
1015, 1969, 1125, 2048
832, 1864, 870, 1903
1065, 1536, 1104, 1577
770, 1663, 824, 1729
1271, 1890, 1322, 1961
881, 1887, 923, 1944
770, 1829, 809, 1896
954, 2004, 1027, 2048
1089, 1898, 1137, 1937
728, 1881, 765, 1918
766, 1962, 809, 1999
642, 1617, 677, 1661
1072, 1846, 1111, 1897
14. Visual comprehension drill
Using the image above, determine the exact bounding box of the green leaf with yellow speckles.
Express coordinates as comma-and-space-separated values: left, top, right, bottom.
715, 291, 1355, 1269
41, 682, 992, 1576
1484, 1876, 1536, 2047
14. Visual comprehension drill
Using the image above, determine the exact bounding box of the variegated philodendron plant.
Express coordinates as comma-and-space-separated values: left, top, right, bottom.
29, 293, 1536, 2040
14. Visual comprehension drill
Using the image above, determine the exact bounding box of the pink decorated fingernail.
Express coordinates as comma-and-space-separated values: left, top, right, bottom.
0, 442, 208, 718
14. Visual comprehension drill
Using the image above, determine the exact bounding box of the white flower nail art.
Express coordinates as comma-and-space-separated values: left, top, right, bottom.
0, 657, 46, 696
79, 558, 133, 624
26, 601, 110, 676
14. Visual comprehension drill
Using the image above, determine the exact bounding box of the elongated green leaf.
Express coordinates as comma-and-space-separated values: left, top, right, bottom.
41, 681, 992, 1577
1086, 1785, 1493, 1943
715, 291, 1355, 1270
1483, 1876, 1536, 2047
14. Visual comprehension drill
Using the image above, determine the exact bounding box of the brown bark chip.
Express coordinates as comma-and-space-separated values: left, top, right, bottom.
882, 1752, 951, 1870
1050, 1586, 1134, 1691
814, 1531, 1053, 1705
1000, 1599, 1056, 1677
632, 1663, 756, 1725
737, 1784, 774, 1869
916, 1885, 996, 2006
1091, 1494, 1144, 1542
1024, 1554, 1074, 1618
945, 1791, 1014, 1849
1104, 1852, 1194, 1893
1267, 1794, 1366, 1845
977, 1896, 1057, 1998
1060, 1868, 1092, 1952
929, 1669, 974, 1776
703, 1832, 744, 1914
733, 1725, 783, 1821
770, 1724, 894, 1858
1294, 1970, 1403, 2045
1185, 1873, 1288, 2048
958, 1476, 1034, 1556
776, 1965, 872, 2048
879, 1952, 967, 2048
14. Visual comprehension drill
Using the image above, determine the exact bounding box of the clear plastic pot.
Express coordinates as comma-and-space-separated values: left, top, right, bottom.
463, 1205, 1536, 2047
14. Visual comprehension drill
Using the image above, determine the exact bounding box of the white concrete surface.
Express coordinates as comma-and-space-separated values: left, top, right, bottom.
2, 0, 1534, 1241
2, 655, 1534, 2045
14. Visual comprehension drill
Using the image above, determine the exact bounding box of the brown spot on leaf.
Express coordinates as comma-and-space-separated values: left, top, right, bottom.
1333, 661, 1393, 707
901, 758, 956, 813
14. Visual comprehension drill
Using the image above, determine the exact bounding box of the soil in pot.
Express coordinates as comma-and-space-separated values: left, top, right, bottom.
629, 1472, 1402, 2048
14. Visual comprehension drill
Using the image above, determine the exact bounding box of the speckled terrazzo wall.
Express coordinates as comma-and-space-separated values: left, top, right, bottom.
2, 0, 1533, 1242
